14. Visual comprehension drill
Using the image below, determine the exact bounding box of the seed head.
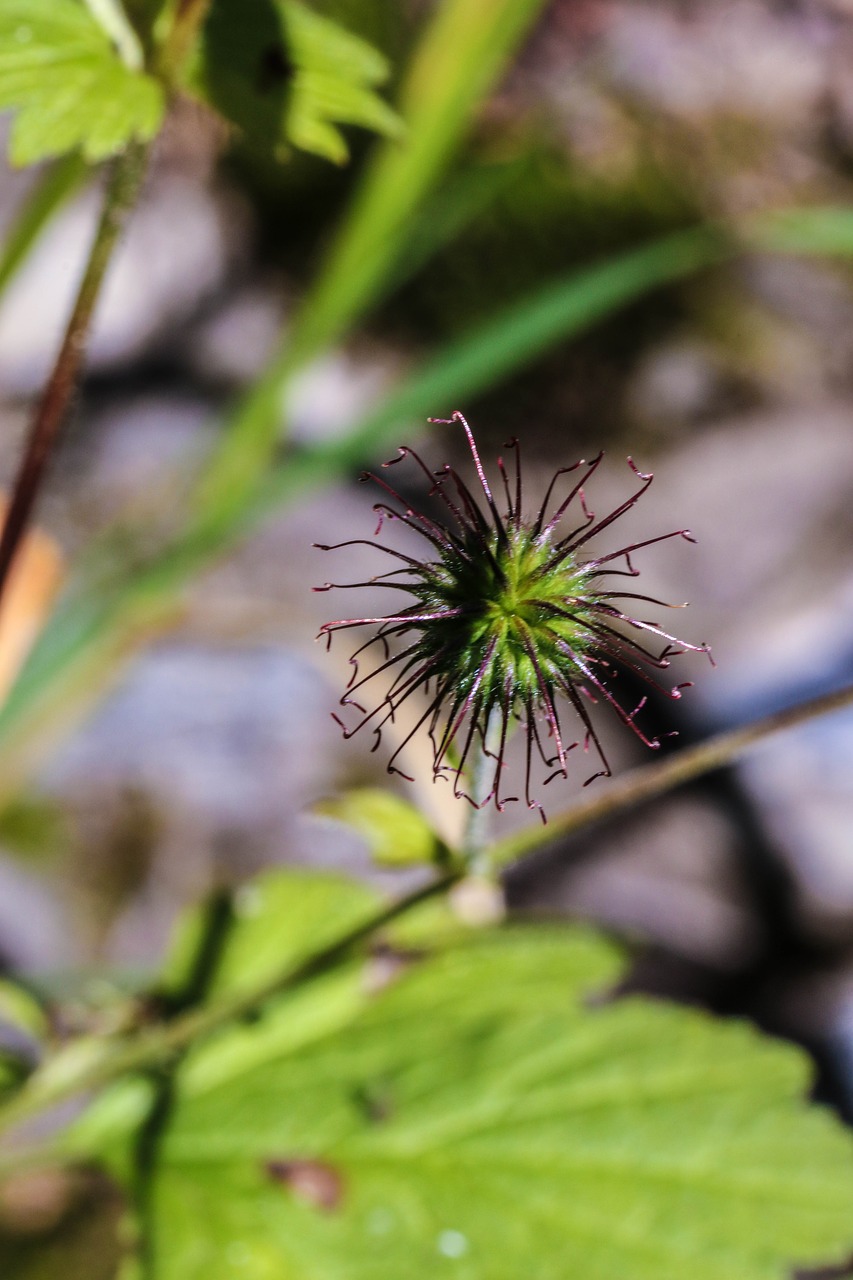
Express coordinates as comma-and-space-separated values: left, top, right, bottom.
316, 412, 711, 821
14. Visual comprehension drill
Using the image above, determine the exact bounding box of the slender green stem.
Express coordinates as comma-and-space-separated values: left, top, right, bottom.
492, 680, 853, 867
460, 708, 502, 873
0, 874, 458, 1144
0, 142, 148, 612
156, 0, 213, 85
2, 682, 853, 1151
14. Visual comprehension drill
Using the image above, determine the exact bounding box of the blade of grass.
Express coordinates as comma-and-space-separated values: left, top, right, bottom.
747, 205, 853, 255
263, 224, 732, 503
190, 0, 548, 540
0, 152, 89, 300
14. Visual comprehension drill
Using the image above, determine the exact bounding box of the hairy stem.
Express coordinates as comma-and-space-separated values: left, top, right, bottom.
0, 143, 147, 611
492, 680, 853, 866
461, 708, 501, 873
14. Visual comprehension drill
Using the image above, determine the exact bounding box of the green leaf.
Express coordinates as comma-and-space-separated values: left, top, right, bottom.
313, 790, 442, 868
64, 872, 386, 1171
0, 978, 47, 1041
0, 0, 165, 165
191, 0, 402, 164
136, 923, 853, 1279
160, 870, 383, 1001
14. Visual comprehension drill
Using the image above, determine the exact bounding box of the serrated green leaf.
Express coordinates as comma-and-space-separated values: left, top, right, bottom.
192, 0, 402, 164
64, 872, 385, 1170
314, 790, 441, 868
0, 0, 165, 165
139, 922, 853, 1279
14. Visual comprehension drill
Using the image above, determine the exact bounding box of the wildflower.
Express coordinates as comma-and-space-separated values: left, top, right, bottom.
316, 412, 710, 821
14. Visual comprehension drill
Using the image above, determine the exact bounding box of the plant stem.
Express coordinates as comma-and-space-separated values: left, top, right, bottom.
1, 681, 852, 1150
0, 873, 458, 1145
460, 708, 501, 873
491, 680, 853, 867
83, 0, 145, 69
0, 142, 148, 613
156, 0, 212, 84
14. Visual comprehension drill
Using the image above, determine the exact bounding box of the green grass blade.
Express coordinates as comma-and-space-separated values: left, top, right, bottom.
191, 0, 548, 537
264, 225, 731, 502
0, 152, 88, 299
746, 204, 853, 255
0, 225, 727, 800
0, 208, 847, 806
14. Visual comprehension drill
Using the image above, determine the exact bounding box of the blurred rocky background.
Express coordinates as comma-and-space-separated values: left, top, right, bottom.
1, 0, 853, 1172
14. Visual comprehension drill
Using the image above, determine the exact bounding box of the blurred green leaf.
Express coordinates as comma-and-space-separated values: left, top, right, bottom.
124, 925, 853, 1279
314, 790, 441, 868
748, 205, 853, 256
0, 0, 165, 165
161, 870, 382, 1001
0, 152, 88, 298
64, 872, 386, 1168
0, 793, 65, 862
190, 0, 402, 165
0, 979, 47, 1042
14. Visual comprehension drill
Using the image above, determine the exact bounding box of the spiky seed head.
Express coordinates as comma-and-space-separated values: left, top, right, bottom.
316, 412, 711, 821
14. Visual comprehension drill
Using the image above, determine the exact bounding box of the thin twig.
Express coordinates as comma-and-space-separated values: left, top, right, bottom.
491, 680, 853, 866
0, 143, 148, 611
1, 682, 852, 1151
156, 0, 213, 83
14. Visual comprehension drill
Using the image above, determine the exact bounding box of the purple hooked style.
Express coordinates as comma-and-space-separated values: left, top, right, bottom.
315, 412, 711, 822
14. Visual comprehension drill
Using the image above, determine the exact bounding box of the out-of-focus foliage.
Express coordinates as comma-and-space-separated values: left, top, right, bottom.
74, 873, 853, 1280
314, 790, 441, 868
160, 870, 382, 999
0, 0, 164, 164
2, 3, 853, 1279
0, 0, 404, 168
189, 0, 403, 164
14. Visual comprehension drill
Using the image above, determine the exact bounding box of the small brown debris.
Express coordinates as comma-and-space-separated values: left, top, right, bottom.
264, 1158, 345, 1213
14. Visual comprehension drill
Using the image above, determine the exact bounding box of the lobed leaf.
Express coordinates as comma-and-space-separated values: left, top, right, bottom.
0, 0, 165, 165
86, 871, 853, 1280
313, 790, 442, 869
190, 0, 402, 165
